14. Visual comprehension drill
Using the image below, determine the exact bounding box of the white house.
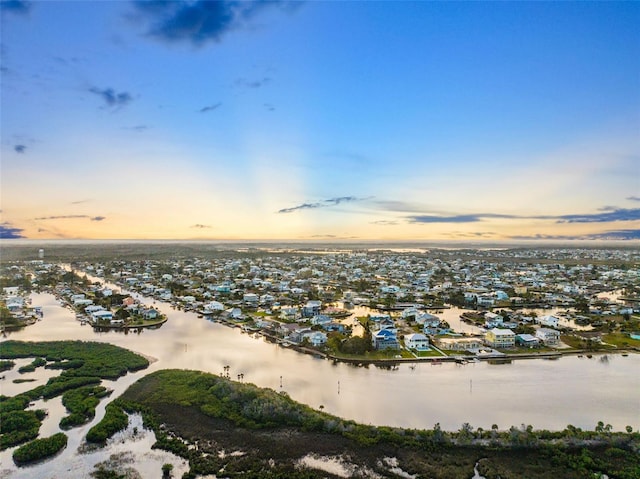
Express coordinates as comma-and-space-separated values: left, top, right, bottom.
535, 328, 560, 346
405, 333, 430, 351
243, 293, 259, 306
303, 331, 328, 347
538, 315, 560, 328
91, 310, 113, 322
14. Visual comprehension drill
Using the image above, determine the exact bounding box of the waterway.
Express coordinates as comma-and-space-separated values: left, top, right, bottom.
0, 291, 638, 477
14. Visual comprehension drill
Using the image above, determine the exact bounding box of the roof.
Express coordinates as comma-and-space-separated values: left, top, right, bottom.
489, 328, 514, 336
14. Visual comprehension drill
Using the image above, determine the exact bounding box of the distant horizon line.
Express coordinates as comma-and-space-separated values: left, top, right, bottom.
1, 238, 638, 246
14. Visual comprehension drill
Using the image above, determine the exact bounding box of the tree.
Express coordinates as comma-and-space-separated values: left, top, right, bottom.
162, 463, 173, 478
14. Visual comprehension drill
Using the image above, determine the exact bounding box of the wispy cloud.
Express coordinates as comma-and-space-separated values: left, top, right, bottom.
235, 77, 271, 89
371, 220, 400, 226
510, 229, 640, 241
191, 224, 211, 229
406, 208, 640, 224
89, 87, 133, 109
1, 0, 31, 15
132, 1, 300, 47
626, 196, 640, 202
123, 125, 149, 132
14, 144, 26, 153
0, 222, 25, 239
198, 102, 221, 113
555, 208, 640, 223
35, 215, 106, 221
278, 196, 365, 214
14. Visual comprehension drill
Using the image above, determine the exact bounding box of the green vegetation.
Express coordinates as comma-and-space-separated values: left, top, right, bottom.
18, 357, 47, 373
0, 341, 149, 450
60, 385, 111, 429
99, 369, 640, 479
0, 340, 149, 379
86, 402, 129, 443
12, 432, 67, 466
0, 360, 15, 372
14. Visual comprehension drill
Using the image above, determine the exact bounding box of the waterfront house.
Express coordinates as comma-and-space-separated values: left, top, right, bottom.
91, 310, 113, 322
143, 308, 159, 320
372, 329, 400, 350
535, 328, 560, 346
405, 333, 430, 351
435, 337, 483, 352
303, 331, 328, 347
515, 334, 540, 348
485, 328, 515, 349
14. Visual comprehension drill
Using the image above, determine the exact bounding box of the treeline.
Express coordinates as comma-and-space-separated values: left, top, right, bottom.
12, 432, 67, 465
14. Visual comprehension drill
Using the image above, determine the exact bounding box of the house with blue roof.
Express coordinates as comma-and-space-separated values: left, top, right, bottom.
372, 328, 399, 350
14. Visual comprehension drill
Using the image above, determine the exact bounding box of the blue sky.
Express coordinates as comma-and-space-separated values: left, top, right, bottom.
1, 0, 639, 241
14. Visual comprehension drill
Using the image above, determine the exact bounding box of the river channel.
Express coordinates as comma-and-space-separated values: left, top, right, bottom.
0, 290, 638, 478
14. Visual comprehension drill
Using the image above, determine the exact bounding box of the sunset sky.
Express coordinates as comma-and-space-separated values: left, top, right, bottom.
1, 1, 639, 241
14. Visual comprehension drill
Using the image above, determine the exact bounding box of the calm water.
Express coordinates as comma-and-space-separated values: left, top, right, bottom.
0, 291, 638, 477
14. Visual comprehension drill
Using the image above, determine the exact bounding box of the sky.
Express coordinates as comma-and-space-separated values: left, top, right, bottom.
1, 0, 639, 242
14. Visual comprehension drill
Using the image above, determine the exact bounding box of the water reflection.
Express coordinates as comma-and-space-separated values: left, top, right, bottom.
0, 291, 638, 465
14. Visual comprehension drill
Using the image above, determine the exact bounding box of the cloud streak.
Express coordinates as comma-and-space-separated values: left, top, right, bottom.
0, 222, 25, 239
235, 77, 271, 89
509, 229, 640, 241
89, 87, 133, 109
14, 144, 26, 153
191, 224, 211, 229
198, 102, 221, 113
35, 215, 106, 221
406, 208, 640, 224
278, 196, 365, 214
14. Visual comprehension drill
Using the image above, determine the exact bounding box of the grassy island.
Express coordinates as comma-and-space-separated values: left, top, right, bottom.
12, 432, 67, 466
0, 341, 149, 456
88, 369, 640, 479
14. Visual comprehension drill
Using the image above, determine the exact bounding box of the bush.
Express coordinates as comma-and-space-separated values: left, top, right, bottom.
12, 432, 67, 465
86, 402, 128, 443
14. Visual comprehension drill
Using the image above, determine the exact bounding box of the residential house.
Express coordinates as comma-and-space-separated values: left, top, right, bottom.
538, 315, 560, 328
91, 310, 113, 323
243, 293, 259, 307
303, 331, 328, 347
372, 329, 400, 350
143, 308, 159, 320
405, 333, 430, 351
515, 334, 540, 348
437, 337, 483, 351
279, 307, 299, 321
302, 300, 322, 318
536, 328, 560, 346
485, 328, 515, 349
310, 314, 332, 326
